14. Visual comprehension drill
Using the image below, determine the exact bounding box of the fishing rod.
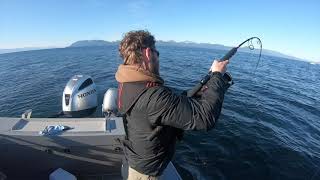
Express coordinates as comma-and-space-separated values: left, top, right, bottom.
147, 37, 263, 141
187, 37, 262, 97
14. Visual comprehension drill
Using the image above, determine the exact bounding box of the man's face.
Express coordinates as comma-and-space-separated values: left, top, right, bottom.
141, 47, 160, 75
151, 48, 160, 75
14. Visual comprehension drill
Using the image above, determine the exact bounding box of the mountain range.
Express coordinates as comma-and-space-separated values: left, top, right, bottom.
0, 40, 308, 62
0, 47, 57, 54
68, 40, 307, 61
155, 40, 304, 61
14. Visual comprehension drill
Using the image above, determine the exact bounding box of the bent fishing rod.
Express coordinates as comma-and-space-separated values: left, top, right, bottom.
147, 37, 263, 141
187, 37, 262, 96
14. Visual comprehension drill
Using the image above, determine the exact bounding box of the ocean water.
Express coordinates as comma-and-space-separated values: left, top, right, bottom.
0, 45, 319, 180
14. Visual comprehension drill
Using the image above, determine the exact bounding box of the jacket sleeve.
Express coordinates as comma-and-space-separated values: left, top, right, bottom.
147, 72, 227, 131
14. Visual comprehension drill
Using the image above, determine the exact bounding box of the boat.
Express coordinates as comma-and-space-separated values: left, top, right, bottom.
0, 75, 182, 179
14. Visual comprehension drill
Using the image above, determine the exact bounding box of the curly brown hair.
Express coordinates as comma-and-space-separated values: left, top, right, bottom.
119, 30, 156, 65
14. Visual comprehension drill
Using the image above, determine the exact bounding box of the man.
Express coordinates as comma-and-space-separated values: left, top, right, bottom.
115, 30, 230, 179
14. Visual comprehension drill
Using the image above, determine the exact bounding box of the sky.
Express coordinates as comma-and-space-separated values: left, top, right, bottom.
0, 0, 319, 61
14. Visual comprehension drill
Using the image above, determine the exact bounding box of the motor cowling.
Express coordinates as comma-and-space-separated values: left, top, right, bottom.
62, 75, 98, 117
102, 88, 118, 116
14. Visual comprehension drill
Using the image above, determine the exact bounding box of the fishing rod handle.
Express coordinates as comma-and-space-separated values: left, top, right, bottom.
186, 47, 237, 97
219, 47, 238, 61
186, 74, 211, 97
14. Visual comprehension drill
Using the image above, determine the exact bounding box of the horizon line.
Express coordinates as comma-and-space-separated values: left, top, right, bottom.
0, 40, 317, 62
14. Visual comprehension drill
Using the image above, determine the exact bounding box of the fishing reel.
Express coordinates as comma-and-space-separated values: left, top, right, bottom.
223, 72, 234, 90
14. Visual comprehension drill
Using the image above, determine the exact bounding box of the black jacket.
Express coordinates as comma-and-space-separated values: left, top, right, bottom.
118, 72, 228, 176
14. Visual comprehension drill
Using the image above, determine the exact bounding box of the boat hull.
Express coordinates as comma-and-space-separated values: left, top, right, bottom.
0, 117, 125, 179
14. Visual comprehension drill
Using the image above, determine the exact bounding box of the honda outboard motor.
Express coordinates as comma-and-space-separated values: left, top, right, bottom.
62, 75, 98, 117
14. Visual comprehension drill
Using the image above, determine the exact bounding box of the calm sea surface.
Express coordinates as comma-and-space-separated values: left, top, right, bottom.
0, 45, 319, 180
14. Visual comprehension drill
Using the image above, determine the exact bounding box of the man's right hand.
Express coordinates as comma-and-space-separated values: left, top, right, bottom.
210, 60, 229, 74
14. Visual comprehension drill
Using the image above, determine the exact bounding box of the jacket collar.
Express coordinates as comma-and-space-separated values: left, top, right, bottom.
115, 64, 164, 84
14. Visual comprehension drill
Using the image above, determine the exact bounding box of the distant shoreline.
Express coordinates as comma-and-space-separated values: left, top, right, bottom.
0, 40, 314, 62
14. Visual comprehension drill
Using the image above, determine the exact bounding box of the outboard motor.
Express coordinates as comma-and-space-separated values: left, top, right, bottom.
102, 88, 118, 116
62, 75, 98, 117
102, 88, 128, 178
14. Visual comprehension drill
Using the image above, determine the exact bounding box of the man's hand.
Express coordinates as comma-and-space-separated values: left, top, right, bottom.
210, 60, 229, 74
